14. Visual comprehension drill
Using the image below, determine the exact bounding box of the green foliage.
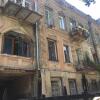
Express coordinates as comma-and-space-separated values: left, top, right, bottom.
82, 0, 96, 6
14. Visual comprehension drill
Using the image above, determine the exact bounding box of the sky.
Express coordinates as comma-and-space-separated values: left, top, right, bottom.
65, 0, 100, 20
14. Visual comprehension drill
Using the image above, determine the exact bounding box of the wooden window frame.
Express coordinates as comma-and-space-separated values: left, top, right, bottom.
3, 35, 31, 57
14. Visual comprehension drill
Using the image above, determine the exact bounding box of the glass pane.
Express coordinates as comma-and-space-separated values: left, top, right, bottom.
51, 81, 61, 96
69, 80, 77, 95
3, 37, 13, 54
22, 41, 28, 57
13, 39, 19, 55
48, 40, 57, 61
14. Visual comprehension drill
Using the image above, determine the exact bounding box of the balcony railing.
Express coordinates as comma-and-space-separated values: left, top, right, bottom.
70, 26, 89, 42
8, 0, 35, 10
75, 60, 96, 72
2, 0, 41, 24
0, 54, 34, 72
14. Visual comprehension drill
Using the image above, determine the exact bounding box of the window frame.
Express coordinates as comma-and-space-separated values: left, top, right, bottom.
69, 18, 76, 32
45, 7, 54, 27
59, 16, 65, 30
47, 38, 58, 61
68, 79, 78, 95
63, 45, 73, 63
3, 34, 31, 57
51, 78, 63, 96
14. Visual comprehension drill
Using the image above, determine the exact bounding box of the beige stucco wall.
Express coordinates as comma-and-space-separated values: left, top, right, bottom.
39, 0, 100, 97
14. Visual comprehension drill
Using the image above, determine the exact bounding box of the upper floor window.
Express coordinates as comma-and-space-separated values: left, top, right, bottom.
3, 32, 31, 57
76, 48, 82, 64
70, 18, 76, 31
33, 0, 38, 11
63, 45, 72, 63
59, 16, 65, 30
48, 39, 58, 61
45, 7, 54, 27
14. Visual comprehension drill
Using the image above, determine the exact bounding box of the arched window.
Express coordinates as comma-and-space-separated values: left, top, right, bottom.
3, 31, 32, 57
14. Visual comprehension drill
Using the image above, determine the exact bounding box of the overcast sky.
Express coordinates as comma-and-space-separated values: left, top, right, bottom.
65, 0, 100, 20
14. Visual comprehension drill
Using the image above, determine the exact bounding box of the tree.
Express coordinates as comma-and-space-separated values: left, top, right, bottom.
82, 0, 96, 6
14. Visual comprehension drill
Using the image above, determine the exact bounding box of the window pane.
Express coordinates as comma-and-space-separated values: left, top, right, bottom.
45, 9, 53, 26
51, 79, 62, 96
76, 48, 82, 64
3, 34, 31, 57
48, 40, 57, 61
3, 37, 13, 54
69, 79, 77, 95
63, 46, 70, 63
23, 41, 28, 57
59, 16, 65, 29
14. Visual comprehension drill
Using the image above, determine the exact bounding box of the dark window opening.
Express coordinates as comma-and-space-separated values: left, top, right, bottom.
48, 39, 58, 61
3, 33, 31, 57
69, 79, 77, 95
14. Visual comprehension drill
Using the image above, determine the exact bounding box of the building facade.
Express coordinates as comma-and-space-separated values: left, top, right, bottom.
0, 0, 100, 99
38, 0, 100, 97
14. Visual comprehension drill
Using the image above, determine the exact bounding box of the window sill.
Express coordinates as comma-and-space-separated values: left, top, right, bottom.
1, 54, 33, 60
49, 59, 59, 62
64, 62, 73, 65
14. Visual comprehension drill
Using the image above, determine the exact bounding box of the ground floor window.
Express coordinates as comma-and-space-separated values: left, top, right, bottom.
51, 78, 62, 96
68, 79, 77, 95
91, 80, 97, 91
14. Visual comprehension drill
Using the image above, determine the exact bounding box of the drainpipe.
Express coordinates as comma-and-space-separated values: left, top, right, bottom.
36, 22, 40, 70
88, 16, 99, 64
33, 21, 41, 97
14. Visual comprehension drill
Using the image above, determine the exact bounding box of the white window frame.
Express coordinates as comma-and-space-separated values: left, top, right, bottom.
59, 16, 65, 30
34, 0, 38, 11
45, 9, 53, 26
63, 45, 73, 63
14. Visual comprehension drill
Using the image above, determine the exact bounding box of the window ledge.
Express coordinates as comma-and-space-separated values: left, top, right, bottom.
64, 62, 73, 65
49, 59, 59, 62
1, 54, 33, 60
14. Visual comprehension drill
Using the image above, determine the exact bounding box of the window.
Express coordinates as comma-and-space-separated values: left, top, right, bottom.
3, 32, 31, 57
69, 79, 77, 95
91, 80, 97, 91
45, 8, 54, 27
59, 16, 65, 30
51, 78, 62, 96
70, 19, 76, 32
32, 0, 38, 11
63, 45, 71, 63
48, 39, 58, 61
76, 48, 82, 64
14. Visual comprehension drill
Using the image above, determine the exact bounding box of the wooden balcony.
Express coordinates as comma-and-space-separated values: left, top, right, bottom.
70, 26, 89, 42
0, 54, 34, 73
2, 0, 41, 24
